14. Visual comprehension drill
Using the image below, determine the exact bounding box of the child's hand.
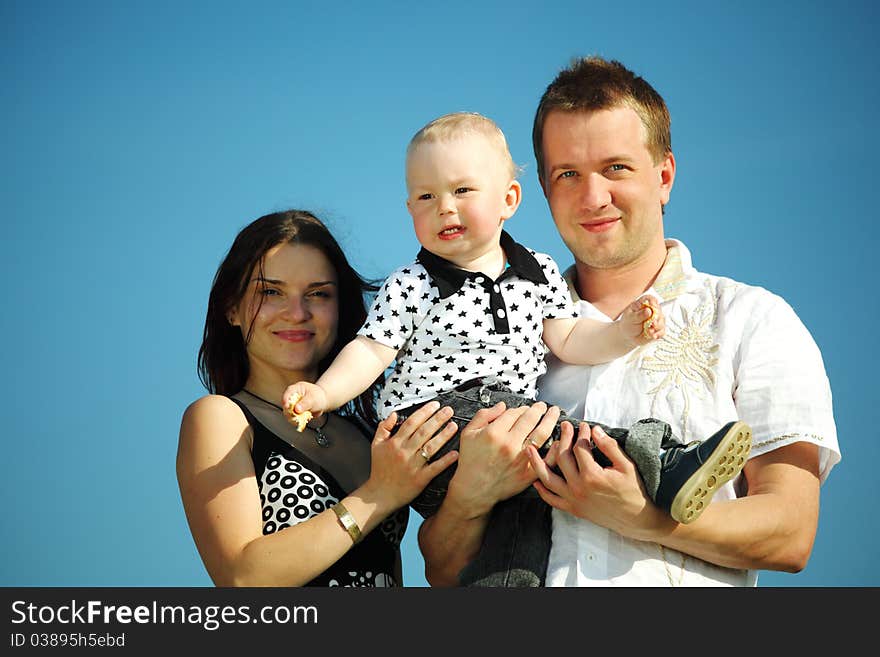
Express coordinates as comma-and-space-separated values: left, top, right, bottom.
281, 382, 328, 432
619, 294, 665, 346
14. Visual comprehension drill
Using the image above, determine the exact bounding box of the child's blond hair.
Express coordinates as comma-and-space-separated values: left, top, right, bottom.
406, 112, 520, 181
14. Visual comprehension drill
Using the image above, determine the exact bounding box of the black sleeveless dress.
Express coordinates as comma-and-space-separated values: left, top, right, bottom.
231, 398, 409, 587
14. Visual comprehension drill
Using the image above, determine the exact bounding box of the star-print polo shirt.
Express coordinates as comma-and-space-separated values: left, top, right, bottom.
357, 231, 577, 418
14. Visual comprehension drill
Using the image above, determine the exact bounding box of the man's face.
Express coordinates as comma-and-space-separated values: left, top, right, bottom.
540, 106, 675, 271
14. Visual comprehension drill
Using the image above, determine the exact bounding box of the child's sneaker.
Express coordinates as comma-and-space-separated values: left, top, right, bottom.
654, 421, 752, 524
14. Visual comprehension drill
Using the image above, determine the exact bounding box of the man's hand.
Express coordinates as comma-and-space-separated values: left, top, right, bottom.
447, 401, 561, 518
419, 400, 562, 586
526, 422, 666, 540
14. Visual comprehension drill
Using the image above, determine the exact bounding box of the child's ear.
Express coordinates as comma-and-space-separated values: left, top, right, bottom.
500, 180, 522, 221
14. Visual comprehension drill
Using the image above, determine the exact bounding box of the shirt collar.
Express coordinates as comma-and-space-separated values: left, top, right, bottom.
651, 239, 691, 301
561, 239, 691, 304
416, 230, 548, 299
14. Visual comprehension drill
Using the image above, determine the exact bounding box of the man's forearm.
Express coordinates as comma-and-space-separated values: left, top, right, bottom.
639, 444, 821, 572
418, 498, 492, 587
417, 402, 557, 585
647, 491, 817, 571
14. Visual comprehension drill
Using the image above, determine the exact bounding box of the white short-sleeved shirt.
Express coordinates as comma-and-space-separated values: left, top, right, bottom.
539, 240, 840, 587
358, 231, 577, 418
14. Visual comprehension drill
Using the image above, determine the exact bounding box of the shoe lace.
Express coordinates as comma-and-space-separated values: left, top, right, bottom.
660, 440, 700, 467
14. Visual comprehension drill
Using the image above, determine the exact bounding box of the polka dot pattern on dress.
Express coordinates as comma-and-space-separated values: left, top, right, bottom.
259, 454, 337, 535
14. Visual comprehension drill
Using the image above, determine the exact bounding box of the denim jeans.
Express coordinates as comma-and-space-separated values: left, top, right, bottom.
396, 377, 674, 587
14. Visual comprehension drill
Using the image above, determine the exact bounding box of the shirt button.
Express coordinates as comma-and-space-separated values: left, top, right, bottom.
475, 276, 485, 284
496, 309, 506, 318
493, 284, 500, 293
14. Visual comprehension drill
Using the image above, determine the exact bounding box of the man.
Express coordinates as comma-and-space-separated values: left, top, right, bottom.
418, 56, 839, 586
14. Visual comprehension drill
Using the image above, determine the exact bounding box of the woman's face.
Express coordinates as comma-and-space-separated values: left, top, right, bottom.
229, 242, 339, 383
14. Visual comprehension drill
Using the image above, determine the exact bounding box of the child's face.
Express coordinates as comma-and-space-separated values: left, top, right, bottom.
406, 135, 521, 269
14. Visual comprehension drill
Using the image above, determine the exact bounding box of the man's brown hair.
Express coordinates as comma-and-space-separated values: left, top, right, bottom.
532, 56, 671, 181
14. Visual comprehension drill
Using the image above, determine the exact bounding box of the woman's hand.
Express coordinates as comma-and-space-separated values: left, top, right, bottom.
359, 401, 460, 513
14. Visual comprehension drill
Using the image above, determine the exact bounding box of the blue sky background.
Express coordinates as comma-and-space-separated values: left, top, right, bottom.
2, 0, 877, 587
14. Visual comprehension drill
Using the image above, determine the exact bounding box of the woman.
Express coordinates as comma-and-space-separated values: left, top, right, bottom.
177, 210, 459, 586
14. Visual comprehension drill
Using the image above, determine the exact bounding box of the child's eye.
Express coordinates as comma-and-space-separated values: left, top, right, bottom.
455, 187, 472, 194
417, 193, 433, 201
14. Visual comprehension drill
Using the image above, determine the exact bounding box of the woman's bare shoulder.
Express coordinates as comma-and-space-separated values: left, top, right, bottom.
179, 394, 251, 452
183, 393, 243, 417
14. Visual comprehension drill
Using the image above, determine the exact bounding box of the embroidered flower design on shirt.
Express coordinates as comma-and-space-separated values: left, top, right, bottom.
635, 281, 720, 438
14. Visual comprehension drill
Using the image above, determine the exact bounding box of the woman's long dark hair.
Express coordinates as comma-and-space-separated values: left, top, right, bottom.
198, 209, 382, 426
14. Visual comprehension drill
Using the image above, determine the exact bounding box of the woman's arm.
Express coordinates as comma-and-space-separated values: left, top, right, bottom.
177, 395, 457, 586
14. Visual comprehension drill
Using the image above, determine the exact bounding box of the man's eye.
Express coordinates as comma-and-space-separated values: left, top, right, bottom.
557, 171, 576, 180
608, 164, 627, 172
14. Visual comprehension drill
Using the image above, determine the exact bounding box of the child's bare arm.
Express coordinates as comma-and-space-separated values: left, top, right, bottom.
282, 336, 397, 422
542, 295, 665, 365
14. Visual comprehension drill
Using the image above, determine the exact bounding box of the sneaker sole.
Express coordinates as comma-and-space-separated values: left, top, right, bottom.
669, 421, 752, 524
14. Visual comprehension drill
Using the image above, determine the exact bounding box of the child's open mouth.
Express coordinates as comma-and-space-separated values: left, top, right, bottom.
438, 226, 466, 239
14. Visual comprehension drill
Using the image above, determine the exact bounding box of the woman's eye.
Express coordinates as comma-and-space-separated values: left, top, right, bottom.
260, 287, 281, 296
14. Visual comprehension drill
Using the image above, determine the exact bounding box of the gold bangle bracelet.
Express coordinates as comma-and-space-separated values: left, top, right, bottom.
330, 501, 362, 545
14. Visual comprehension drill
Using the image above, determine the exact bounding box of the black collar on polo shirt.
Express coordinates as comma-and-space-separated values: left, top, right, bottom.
416, 230, 548, 299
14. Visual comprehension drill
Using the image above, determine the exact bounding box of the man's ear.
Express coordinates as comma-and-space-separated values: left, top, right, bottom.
501, 180, 523, 221
659, 151, 676, 206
